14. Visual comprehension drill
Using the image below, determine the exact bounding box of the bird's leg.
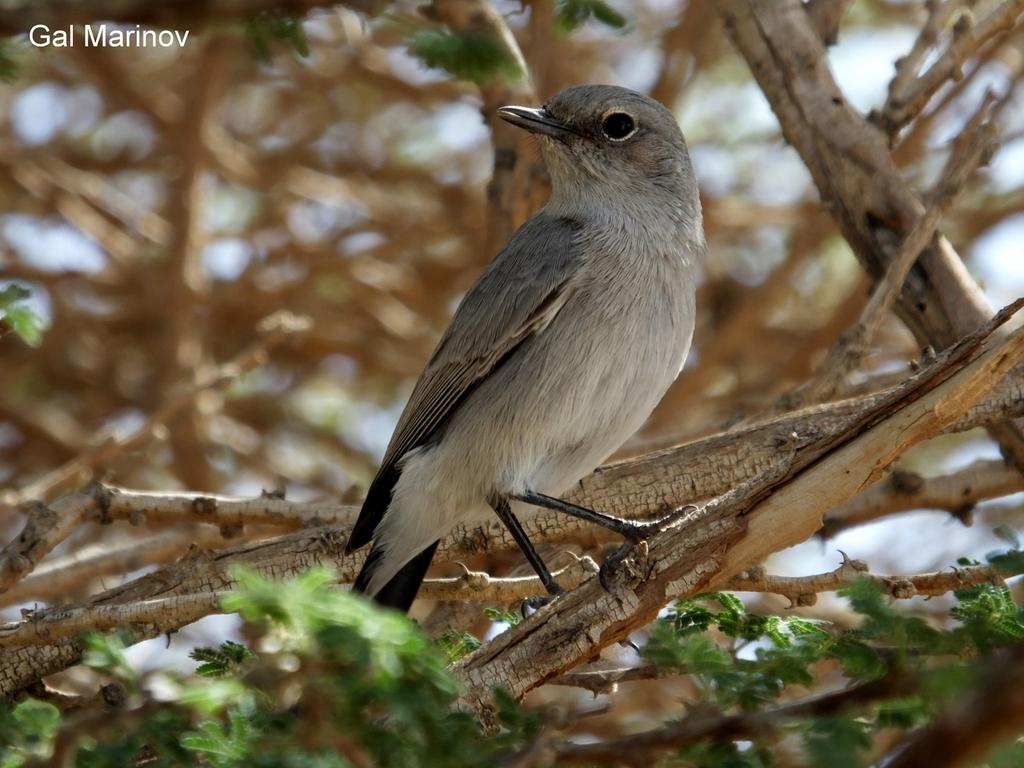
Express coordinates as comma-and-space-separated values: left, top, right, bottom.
513, 490, 695, 591
488, 495, 564, 613
513, 490, 691, 541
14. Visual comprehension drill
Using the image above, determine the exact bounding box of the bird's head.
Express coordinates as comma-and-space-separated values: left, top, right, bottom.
498, 84, 699, 218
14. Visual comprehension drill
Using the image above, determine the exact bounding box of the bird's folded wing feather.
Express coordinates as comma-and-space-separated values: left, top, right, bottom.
347, 214, 585, 549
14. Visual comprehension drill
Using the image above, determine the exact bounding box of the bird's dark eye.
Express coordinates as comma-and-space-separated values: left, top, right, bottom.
601, 112, 636, 141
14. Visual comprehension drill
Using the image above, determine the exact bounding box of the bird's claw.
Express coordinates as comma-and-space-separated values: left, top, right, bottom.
520, 588, 564, 618
600, 505, 696, 591
598, 542, 635, 591
623, 504, 697, 543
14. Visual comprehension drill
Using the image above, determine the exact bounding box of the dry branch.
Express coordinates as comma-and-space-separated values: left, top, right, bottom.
3, 299, 1023, 699
0, 528, 228, 607
5, 355, 1024, 603
0, 593, 222, 648
822, 458, 1024, 537
451, 305, 1024, 720
804, 0, 853, 45
553, 670, 918, 767
789, 92, 999, 405
877, 0, 1024, 135
881, 640, 1024, 768
418, 557, 598, 603
411, 554, 1016, 608
727, 555, 1014, 607
717, 0, 1024, 471
425, 0, 544, 256
4, 309, 1024, 696
1, 311, 311, 508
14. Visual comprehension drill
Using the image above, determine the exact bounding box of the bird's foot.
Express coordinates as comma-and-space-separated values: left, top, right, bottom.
599, 504, 697, 591
621, 503, 698, 544
599, 540, 649, 591
519, 585, 565, 618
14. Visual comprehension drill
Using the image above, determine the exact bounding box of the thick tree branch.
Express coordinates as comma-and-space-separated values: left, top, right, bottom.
0, 527, 229, 607
716, 0, 1024, 471
789, 93, 999, 405
5, 357, 1024, 603
453, 305, 1024, 721
0, 593, 222, 648
2, 306, 1022, 698
822, 458, 1024, 537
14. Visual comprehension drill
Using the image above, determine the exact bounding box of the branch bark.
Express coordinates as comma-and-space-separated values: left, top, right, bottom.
453, 305, 1024, 721
881, 640, 1024, 768
5, 356, 1024, 603
821, 458, 1024, 537
3, 307, 1023, 699
716, 0, 1024, 471
554, 671, 917, 767
727, 555, 1014, 607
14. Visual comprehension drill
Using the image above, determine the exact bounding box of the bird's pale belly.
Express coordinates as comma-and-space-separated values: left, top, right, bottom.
373, 276, 694, 592
450, 284, 693, 502
523, 321, 689, 499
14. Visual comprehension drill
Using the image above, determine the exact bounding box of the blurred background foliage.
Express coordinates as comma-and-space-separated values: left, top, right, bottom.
2, 0, 1024, 761
2, 0, 1023, 573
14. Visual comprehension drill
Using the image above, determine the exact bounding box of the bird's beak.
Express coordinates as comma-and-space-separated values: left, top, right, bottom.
497, 106, 576, 139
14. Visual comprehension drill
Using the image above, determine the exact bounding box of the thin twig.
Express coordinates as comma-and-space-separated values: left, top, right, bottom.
877, 0, 1024, 134
783, 93, 999, 406
0, 593, 223, 648
418, 557, 598, 602
554, 671, 918, 766
726, 553, 1014, 608
5, 312, 311, 508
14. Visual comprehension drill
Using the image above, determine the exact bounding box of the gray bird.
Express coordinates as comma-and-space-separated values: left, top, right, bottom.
347, 84, 706, 611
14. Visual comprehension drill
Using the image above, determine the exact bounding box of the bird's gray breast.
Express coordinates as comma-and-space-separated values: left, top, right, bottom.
497, 222, 697, 493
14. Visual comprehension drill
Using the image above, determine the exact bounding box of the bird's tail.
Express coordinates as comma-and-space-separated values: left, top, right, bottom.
352, 540, 440, 613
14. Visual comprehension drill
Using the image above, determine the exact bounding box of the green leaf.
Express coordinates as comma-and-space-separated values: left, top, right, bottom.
673, 740, 772, 768
643, 625, 733, 677
0, 37, 24, 82
409, 29, 523, 85
178, 678, 251, 716
437, 629, 481, 662
181, 717, 252, 767
483, 607, 522, 627
554, 0, 628, 33
0, 284, 44, 347
191, 641, 255, 677
992, 525, 1020, 550
80, 630, 140, 691
951, 582, 1024, 651
0, 285, 29, 304
875, 697, 927, 729
244, 13, 309, 63
829, 636, 885, 680
0, 698, 60, 767
839, 580, 894, 632
803, 717, 871, 768
989, 549, 1024, 575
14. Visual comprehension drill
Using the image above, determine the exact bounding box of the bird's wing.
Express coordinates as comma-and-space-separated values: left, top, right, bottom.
346, 214, 584, 551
